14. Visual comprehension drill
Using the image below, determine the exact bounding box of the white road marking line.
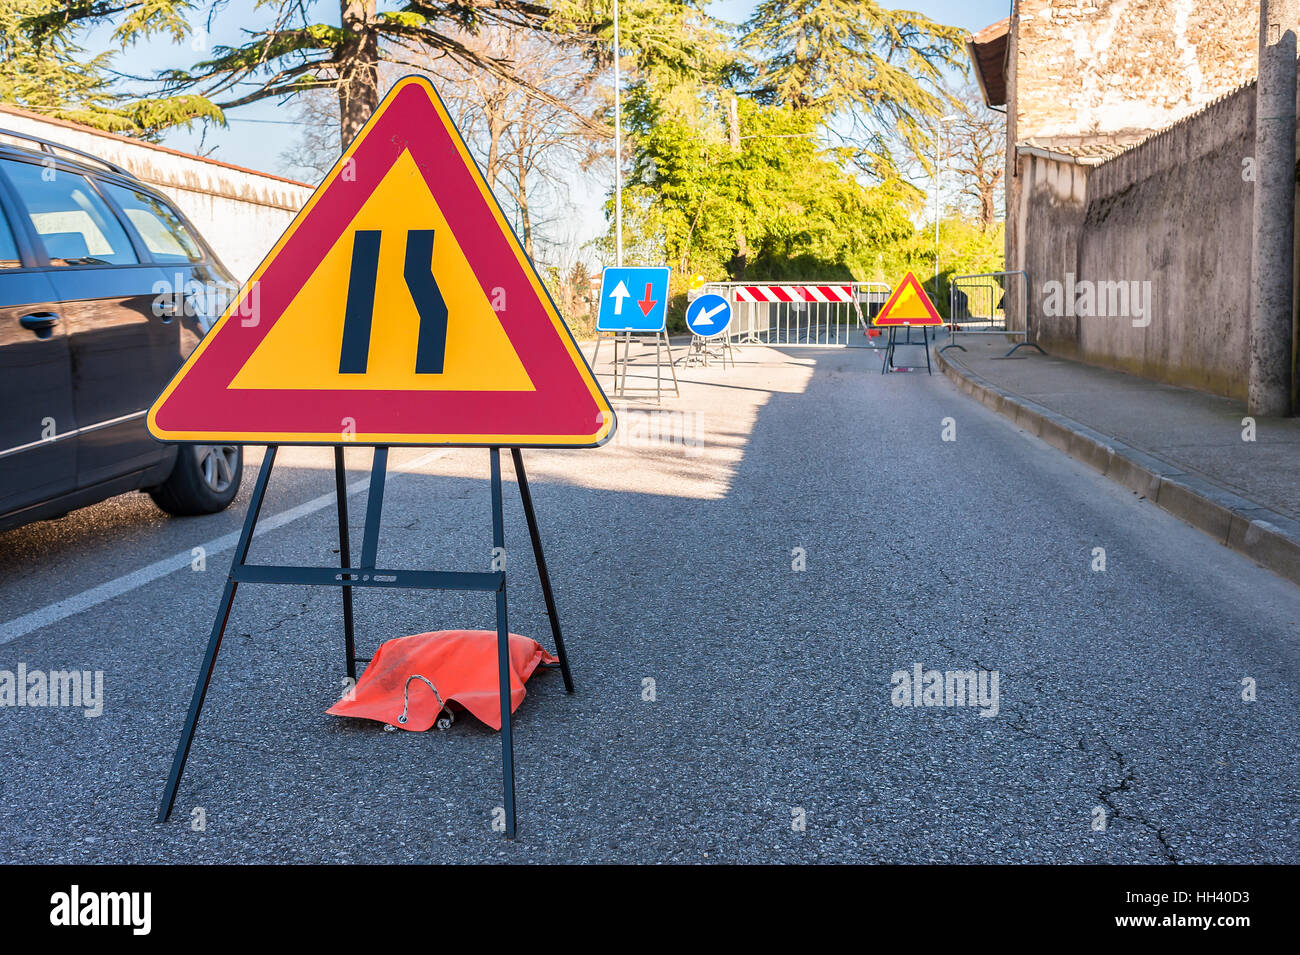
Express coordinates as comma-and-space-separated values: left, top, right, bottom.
0, 448, 450, 646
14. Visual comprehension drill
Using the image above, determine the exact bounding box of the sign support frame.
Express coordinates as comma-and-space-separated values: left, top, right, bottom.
592, 330, 681, 402
156, 443, 573, 839
678, 334, 736, 368
881, 325, 934, 375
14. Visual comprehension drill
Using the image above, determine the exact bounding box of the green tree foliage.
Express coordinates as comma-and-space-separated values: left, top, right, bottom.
1, 0, 220, 137
552, 0, 731, 83
741, 0, 964, 179
874, 216, 1005, 318
609, 92, 916, 327
664, 98, 912, 280
595, 0, 996, 325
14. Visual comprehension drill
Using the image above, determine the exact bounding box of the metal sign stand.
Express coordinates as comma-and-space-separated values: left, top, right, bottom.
881, 325, 934, 375
677, 333, 735, 368
593, 330, 680, 402
157, 444, 573, 839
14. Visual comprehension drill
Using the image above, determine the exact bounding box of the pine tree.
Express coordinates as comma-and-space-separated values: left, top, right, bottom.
741, 0, 964, 178
2, 0, 219, 137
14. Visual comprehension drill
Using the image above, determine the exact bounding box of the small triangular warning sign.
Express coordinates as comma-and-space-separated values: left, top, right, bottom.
873, 271, 943, 327
149, 76, 613, 448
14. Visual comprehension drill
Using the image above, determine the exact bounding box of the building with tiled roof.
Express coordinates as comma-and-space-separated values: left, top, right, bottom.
963, 1, 1292, 402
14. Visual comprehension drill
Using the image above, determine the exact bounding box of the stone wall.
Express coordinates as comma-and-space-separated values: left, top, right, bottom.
0, 105, 313, 281
1023, 82, 1262, 399
1015, 149, 1091, 343
1015, 0, 1258, 144
1001, 0, 1296, 401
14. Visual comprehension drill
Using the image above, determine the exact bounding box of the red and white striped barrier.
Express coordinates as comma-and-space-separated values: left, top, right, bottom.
733, 285, 855, 303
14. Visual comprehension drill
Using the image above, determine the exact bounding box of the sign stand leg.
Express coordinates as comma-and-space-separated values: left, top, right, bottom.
655, 332, 665, 402
510, 448, 574, 693
359, 447, 388, 568
655, 331, 663, 403
334, 446, 357, 679
157, 445, 279, 822
626, 332, 633, 394
661, 330, 681, 398
613, 333, 622, 396
609, 334, 618, 396
489, 448, 517, 838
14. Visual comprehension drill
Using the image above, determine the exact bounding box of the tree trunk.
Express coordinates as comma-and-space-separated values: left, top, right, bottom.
486, 107, 507, 189
337, 0, 380, 147
481, 38, 517, 190
731, 227, 750, 279
516, 159, 532, 258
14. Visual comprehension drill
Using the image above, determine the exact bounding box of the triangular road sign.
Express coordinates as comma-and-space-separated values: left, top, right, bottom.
873, 271, 943, 327
149, 75, 614, 448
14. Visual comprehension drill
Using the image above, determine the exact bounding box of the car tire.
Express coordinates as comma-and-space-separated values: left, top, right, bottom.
149, 444, 243, 516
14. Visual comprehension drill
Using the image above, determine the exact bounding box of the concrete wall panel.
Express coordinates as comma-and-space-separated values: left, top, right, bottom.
0, 106, 314, 281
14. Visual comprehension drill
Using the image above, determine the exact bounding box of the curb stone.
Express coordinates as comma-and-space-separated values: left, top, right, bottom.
935, 346, 1300, 587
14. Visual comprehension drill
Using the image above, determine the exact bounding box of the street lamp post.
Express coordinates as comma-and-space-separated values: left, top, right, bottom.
613, 0, 623, 268
934, 113, 958, 290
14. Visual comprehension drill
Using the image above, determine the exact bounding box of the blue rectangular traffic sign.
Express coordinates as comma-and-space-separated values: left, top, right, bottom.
596, 267, 671, 332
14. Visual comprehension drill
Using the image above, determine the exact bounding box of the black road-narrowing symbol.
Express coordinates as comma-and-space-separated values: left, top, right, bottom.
339, 229, 448, 375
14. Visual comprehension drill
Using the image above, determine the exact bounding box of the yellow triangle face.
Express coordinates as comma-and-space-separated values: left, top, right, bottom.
891, 284, 930, 319
231, 150, 534, 393
874, 271, 942, 326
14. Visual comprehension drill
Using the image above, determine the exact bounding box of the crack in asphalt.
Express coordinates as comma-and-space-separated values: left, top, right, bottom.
1079, 736, 1180, 863
876, 581, 1184, 863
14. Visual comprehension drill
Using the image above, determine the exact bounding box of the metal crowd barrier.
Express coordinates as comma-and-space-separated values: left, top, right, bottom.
701, 281, 891, 347
942, 270, 1045, 357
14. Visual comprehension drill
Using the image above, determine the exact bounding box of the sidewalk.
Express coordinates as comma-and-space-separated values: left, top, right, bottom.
935, 334, 1300, 585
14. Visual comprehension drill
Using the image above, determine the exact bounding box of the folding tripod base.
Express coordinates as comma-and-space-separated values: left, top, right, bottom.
155, 445, 573, 839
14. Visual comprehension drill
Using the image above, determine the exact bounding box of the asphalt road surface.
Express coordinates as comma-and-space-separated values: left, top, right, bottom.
1, 343, 1296, 863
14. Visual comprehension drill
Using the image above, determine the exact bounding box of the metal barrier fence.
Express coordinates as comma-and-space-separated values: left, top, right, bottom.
943, 270, 1044, 357
701, 281, 891, 346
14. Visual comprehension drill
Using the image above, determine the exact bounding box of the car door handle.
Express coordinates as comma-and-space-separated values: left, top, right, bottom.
19, 312, 61, 337
156, 293, 182, 321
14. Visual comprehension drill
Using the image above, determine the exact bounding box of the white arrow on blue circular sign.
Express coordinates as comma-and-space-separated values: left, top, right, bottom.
685, 292, 732, 338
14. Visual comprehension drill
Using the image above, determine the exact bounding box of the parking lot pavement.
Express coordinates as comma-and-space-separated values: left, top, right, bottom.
1, 342, 1297, 863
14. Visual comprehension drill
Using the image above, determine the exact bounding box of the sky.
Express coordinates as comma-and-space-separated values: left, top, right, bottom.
81, 0, 1011, 256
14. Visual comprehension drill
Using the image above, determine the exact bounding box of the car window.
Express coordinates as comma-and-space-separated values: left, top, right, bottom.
0, 158, 138, 266
0, 207, 20, 269
101, 182, 203, 263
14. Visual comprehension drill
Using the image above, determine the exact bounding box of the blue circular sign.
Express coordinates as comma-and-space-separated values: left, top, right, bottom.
685, 293, 732, 338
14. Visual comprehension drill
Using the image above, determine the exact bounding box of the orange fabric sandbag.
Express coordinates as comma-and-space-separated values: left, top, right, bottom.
327, 629, 556, 731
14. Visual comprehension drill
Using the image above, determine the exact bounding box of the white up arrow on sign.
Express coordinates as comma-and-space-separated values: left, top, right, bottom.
609, 280, 631, 315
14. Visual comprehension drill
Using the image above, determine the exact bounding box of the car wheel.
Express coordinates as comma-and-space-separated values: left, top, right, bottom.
149, 444, 243, 516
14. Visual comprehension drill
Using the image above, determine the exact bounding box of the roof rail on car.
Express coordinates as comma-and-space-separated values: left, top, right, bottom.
0, 126, 136, 179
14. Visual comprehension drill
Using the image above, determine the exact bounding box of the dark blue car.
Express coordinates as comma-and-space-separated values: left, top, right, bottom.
0, 129, 243, 532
